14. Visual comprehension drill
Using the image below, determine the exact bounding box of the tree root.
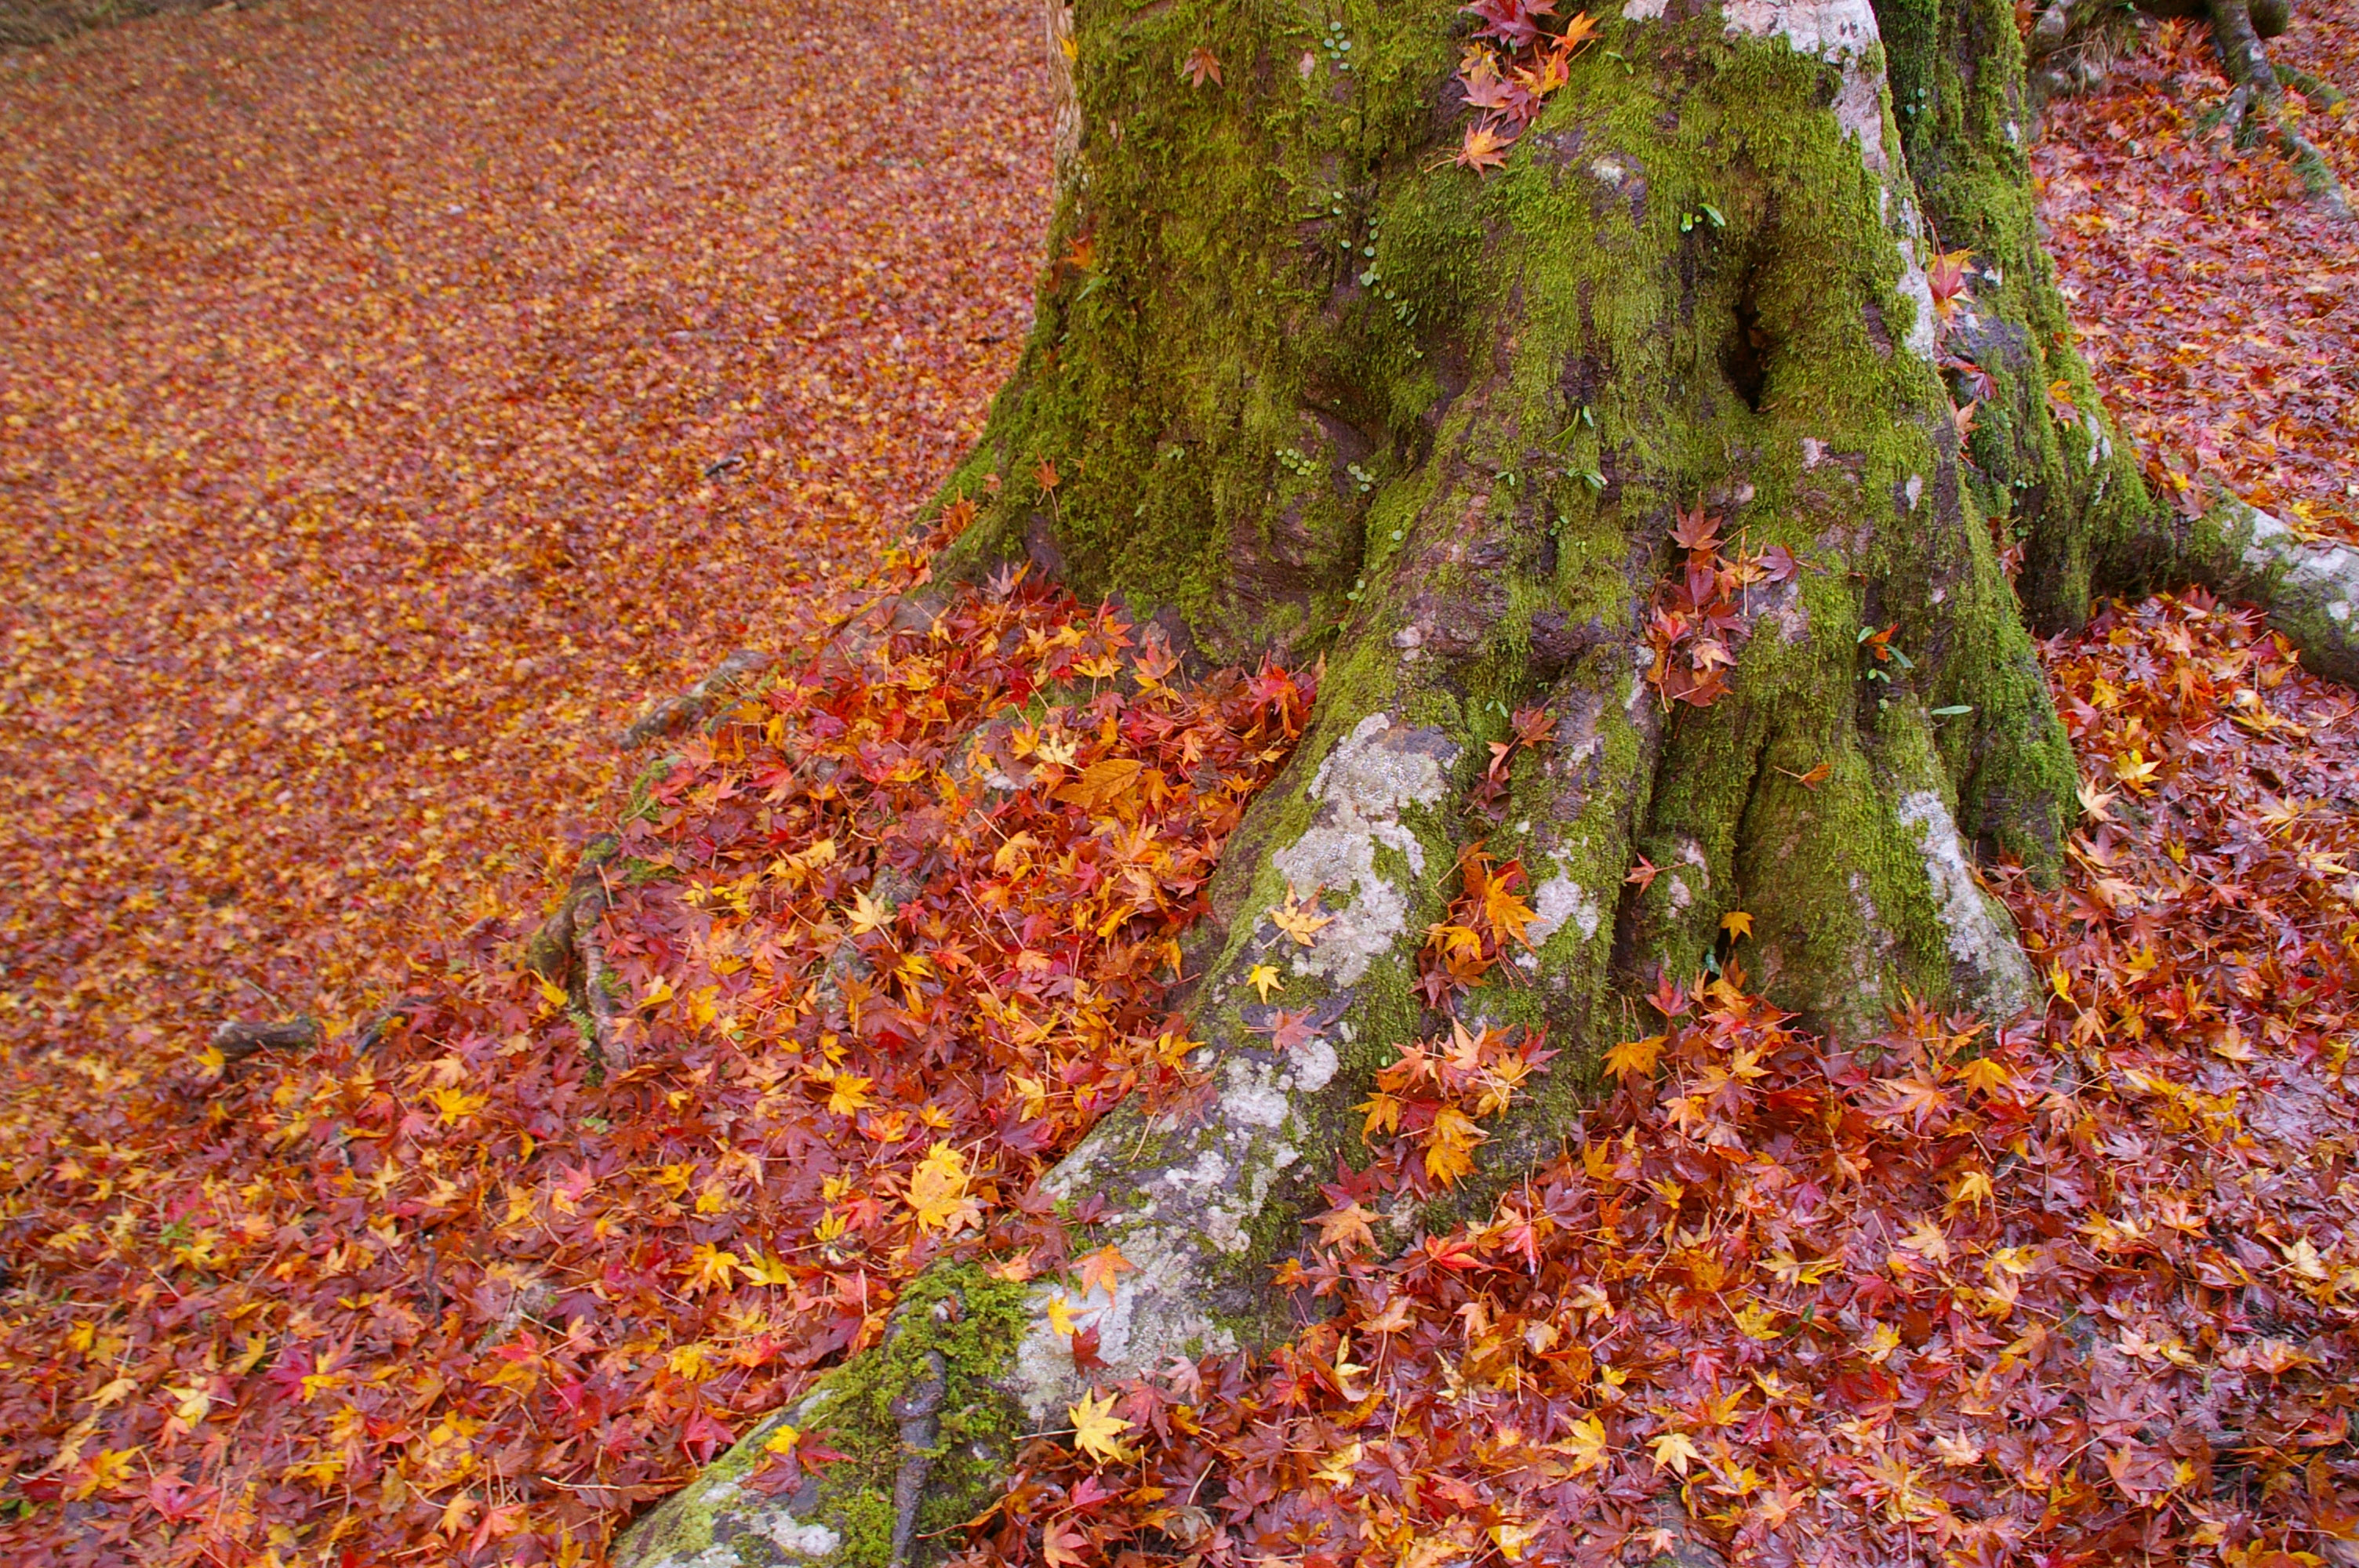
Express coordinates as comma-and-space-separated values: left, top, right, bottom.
520, 833, 627, 1069
2197, 497, 2359, 684
619, 649, 779, 750
208, 1016, 321, 1065
2277, 60, 2346, 109
2197, 0, 2354, 220
885, 1351, 947, 1568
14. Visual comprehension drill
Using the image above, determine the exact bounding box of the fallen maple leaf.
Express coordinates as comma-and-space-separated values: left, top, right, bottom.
1069, 1389, 1139, 1465
1055, 757, 1144, 811
1928, 248, 1974, 321
1270, 888, 1335, 947
1605, 1033, 1665, 1082
1075, 1243, 1136, 1298
1313, 1199, 1379, 1253
906, 1142, 983, 1234
1455, 118, 1515, 173
1650, 1429, 1703, 1475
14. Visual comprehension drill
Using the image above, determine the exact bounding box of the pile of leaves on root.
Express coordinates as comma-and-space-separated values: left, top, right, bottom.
0, 537, 1314, 1565
987, 593, 2359, 1568
2031, 13, 2358, 541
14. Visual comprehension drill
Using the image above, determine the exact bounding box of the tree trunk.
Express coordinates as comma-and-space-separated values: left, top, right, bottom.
616, 1, 2359, 1561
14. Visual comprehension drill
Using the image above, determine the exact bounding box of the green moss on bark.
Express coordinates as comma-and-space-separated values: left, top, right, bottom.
613, 1268, 1030, 1568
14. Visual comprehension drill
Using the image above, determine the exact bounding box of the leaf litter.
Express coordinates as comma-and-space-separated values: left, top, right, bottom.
2, 3, 2357, 1566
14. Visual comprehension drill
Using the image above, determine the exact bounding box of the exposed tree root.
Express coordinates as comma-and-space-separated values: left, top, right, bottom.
884, 1349, 947, 1568
519, 832, 626, 1069
2189, 0, 2351, 217
609, 0, 2359, 1558
2041, 0, 2350, 216
2192, 495, 2359, 683
207, 1015, 320, 1065
2277, 59, 2346, 108
618, 648, 780, 750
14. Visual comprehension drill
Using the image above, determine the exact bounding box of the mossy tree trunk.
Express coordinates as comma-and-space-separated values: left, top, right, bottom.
618, 0, 2359, 1561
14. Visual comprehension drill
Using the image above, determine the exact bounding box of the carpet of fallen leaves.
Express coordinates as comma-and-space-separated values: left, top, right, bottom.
5, 2, 2359, 1566
0, 0, 1049, 1073
0, 532, 1314, 1559
2032, 11, 2359, 541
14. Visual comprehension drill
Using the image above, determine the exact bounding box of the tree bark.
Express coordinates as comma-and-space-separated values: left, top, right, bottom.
615, 0, 2357, 1560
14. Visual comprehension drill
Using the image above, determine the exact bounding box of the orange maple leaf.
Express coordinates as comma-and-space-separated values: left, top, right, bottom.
1455, 119, 1515, 174
1075, 1243, 1136, 1298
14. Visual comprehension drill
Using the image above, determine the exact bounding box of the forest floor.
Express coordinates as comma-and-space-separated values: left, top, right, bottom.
0, 2, 2353, 1565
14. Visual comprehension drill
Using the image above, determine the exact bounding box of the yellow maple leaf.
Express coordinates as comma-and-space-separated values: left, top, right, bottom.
1898, 1216, 1952, 1265
1247, 962, 1283, 1003
1053, 757, 1143, 811
1068, 1388, 1139, 1466
1484, 877, 1540, 949
906, 1142, 982, 1234
1730, 1298, 1783, 1341
681, 1243, 740, 1295
827, 1073, 874, 1116
846, 887, 894, 935
1422, 1104, 1486, 1188
1491, 1522, 1543, 1563
66, 1446, 139, 1501
1953, 1054, 2018, 1098
1604, 1033, 1666, 1083
1561, 1414, 1609, 1473
1763, 1249, 1840, 1286
743, 1251, 798, 1286
1719, 909, 1753, 940
165, 1382, 213, 1425
1045, 1293, 1082, 1336
1270, 888, 1335, 948
426, 1086, 489, 1127
1331, 1334, 1373, 1402
1311, 1438, 1363, 1488
1650, 1429, 1703, 1475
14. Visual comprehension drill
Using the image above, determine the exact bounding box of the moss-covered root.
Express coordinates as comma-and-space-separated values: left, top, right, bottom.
612, 1269, 1031, 1568
2167, 498, 2359, 685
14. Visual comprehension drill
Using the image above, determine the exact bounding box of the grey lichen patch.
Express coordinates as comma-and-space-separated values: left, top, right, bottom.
1894, 788, 2034, 1020
1525, 871, 1603, 946
1268, 713, 1459, 986
1012, 1026, 1347, 1420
